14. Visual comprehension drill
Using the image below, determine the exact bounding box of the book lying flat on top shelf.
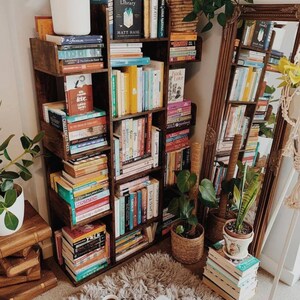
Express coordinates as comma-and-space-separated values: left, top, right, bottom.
45, 34, 103, 45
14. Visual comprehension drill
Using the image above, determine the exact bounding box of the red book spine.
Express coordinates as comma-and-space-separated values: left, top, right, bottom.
67, 116, 107, 132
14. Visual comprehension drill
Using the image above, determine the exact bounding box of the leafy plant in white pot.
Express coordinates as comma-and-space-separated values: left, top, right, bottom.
223, 163, 261, 260
0, 125, 44, 236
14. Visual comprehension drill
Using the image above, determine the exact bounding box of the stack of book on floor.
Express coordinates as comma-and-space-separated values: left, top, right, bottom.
114, 176, 160, 238
203, 240, 260, 300
111, 60, 164, 117
168, 0, 198, 33
45, 34, 105, 73
60, 223, 110, 283
170, 32, 197, 62
50, 153, 110, 225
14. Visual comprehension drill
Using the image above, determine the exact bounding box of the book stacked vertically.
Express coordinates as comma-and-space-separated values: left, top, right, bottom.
168, 0, 198, 33
59, 223, 110, 283
44, 73, 108, 155
50, 153, 111, 225
111, 60, 164, 116
114, 176, 160, 238
203, 240, 260, 300
45, 34, 105, 73
170, 32, 198, 62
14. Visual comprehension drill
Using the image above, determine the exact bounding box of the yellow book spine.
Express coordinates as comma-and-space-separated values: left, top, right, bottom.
242, 67, 254, 101
124, 66, 138, 114
123, 72, 130, 115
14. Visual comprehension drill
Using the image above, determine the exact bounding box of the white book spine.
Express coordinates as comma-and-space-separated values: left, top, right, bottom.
150, 0, 158, 38
75, 203, 110, 223
137, 67, 143, 113
152, 179, 159, 218
115, 197, 120, 238
146, 183, 154, 219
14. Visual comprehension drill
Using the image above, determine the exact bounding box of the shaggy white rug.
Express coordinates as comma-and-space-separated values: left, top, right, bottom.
68, 252, 222, 300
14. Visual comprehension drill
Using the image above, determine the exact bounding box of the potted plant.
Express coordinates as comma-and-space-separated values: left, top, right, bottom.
222, 163, 261, 260
0, 122, 44, 236
168, 169, 204, 264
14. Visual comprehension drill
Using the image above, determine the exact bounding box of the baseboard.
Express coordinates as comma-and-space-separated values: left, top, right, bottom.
39, 238, 53, 259
259, 253, 300, 286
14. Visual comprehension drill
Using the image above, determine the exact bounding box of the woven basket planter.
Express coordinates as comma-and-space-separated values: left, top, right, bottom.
171, 221, 204, 264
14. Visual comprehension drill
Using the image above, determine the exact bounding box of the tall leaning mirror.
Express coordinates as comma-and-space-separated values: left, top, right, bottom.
200, 4, 300, 257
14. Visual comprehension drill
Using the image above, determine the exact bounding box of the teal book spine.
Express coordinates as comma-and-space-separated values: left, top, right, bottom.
75, 261, 108, 281
236, 256, 260, 272
66, 108, 106, 123
58, 48, 102, 59
111, 74, 117, 117
119, 196, 125, 235
111, 57, 150, 68
157, 0, 166, 38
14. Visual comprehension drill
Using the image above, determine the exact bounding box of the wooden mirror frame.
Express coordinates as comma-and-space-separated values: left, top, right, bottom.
200, 4, 300, 257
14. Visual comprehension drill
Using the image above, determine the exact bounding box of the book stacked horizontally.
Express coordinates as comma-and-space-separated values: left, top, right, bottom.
43, 73, 108, 155
50, 153, 110, 225
203, 240, 260, 300
58, 223, 110, 283
114, 176, 159, 238
111, 60, 164, 116
168, 0, 198, 33
45, 34, 105, 73
170, 32, 198, 62
113, 114, 161, 180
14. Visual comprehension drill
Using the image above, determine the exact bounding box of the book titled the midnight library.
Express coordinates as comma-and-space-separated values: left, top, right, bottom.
113, 0, 142, 39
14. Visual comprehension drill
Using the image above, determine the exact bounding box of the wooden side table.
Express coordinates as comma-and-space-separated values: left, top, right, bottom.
0, 201, 57, 299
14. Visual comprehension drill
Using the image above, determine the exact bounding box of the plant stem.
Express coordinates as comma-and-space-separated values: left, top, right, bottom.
0, 150, 29, 174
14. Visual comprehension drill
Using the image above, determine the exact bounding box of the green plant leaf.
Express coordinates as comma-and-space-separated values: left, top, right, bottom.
199, 179, 218, 208
0, 179, 14, 192
20, 171, 32, 181
214, 0, 223, 9
15, 163, 31, 176
0, 200, 5, 215
225, 0, 234, 18
232, 185, 241, 209
176, 170, 197, 194
20, 135, 31, 150
29, 145, 41, 157
22, 159, 34, 168
175, 225, 184, 235
217, 12, 227, 27
179, 196, 194, 219
0, 172, 19, 181
32, 131, 45, 144
5, 210, 19, 230
168, 197, 180, 216
3, 149, 11, 161
183, 11, 197, 22
4, 189, 17, 208
187, 215, 198, 226
0, 135, 14, 151
202, 21, 213, 33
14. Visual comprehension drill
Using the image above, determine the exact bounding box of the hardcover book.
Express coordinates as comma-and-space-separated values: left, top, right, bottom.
113, 0, 142, 39
168, 68, 185, 103
250, 20, 269, 50
64, 74, 94, 116
45, 34, 103, 45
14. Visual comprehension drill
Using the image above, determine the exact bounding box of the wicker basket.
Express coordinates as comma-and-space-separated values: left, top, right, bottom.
171, 221, 204, 264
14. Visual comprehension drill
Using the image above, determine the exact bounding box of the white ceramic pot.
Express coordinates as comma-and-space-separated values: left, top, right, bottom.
50, 0, 91, 35
223, 219, 254, 260
0, 184, 24, 236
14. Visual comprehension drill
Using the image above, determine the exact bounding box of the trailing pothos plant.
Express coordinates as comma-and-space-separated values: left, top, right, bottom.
168, 170, 200, 238
184, 0, 254, 32
0, 118, 44, 230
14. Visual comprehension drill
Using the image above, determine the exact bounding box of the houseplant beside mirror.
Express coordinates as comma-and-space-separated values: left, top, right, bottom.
0, 126, 44, 236
168, 169, 204, 264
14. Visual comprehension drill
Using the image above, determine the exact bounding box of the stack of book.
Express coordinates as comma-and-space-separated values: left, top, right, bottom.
165, 146, 190, 186
114, 176, 159, 237
45, 73, 108, 155
267, 49, 284, 71
50, 153, 111, 225
111, 60, 164, 117
168, 0, 198, 33
203, 240, 260, 300
170, 32, 198, 62
110, 43, 143, 59
109, 0, 166, 39
113, 114, 160, 180
245, 124, 259, 151
45, 34, 104, 73
115, 228, 149, 262
59, 223, 110, 283
241, 20, 274, 51
254, 100, 269, 121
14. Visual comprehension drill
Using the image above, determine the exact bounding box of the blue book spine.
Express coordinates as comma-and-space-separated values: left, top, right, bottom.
124, 194, 130, 232
238, 60, 264, 68
137, 190, 142, 225
66, 108, 106, 123
129, 193, 135, 230
114, 136, 121, 177
166, 133, 189, 143
58, 35, 103, 45
111, 57, 150, 67
58, 48, 102, 59
69, 140, 108, 155
75, 260, 108, 281
119, 196, 125, 235
234, 68, 247, 100
157, 0, 166, 38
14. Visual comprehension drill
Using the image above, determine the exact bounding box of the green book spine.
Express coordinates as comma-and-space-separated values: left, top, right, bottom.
111, 74, 117, 117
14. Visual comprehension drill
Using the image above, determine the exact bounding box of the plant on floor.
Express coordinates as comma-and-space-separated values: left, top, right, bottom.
168, 169, 199, 238
0, 101, 44, 231
184, 0, 254, 32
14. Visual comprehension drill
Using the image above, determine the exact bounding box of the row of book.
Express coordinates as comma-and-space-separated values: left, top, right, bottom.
50, 153, 111, 225
111, 60, 164, 117
169, 32, 198, 62
245, 125, 259, 152
203, 240, 260, 300
108, 0, 166, 40
114, 176, 159, 238
45, 34, 105, 73
165, 146, 190, 186
56, 223, 110, 283
211, 158, 229, 196
241, 20, 274, 51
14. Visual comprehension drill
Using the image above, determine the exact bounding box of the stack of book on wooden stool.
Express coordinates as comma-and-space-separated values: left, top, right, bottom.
203, 240, 260, 300
0, 201, 57, 299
